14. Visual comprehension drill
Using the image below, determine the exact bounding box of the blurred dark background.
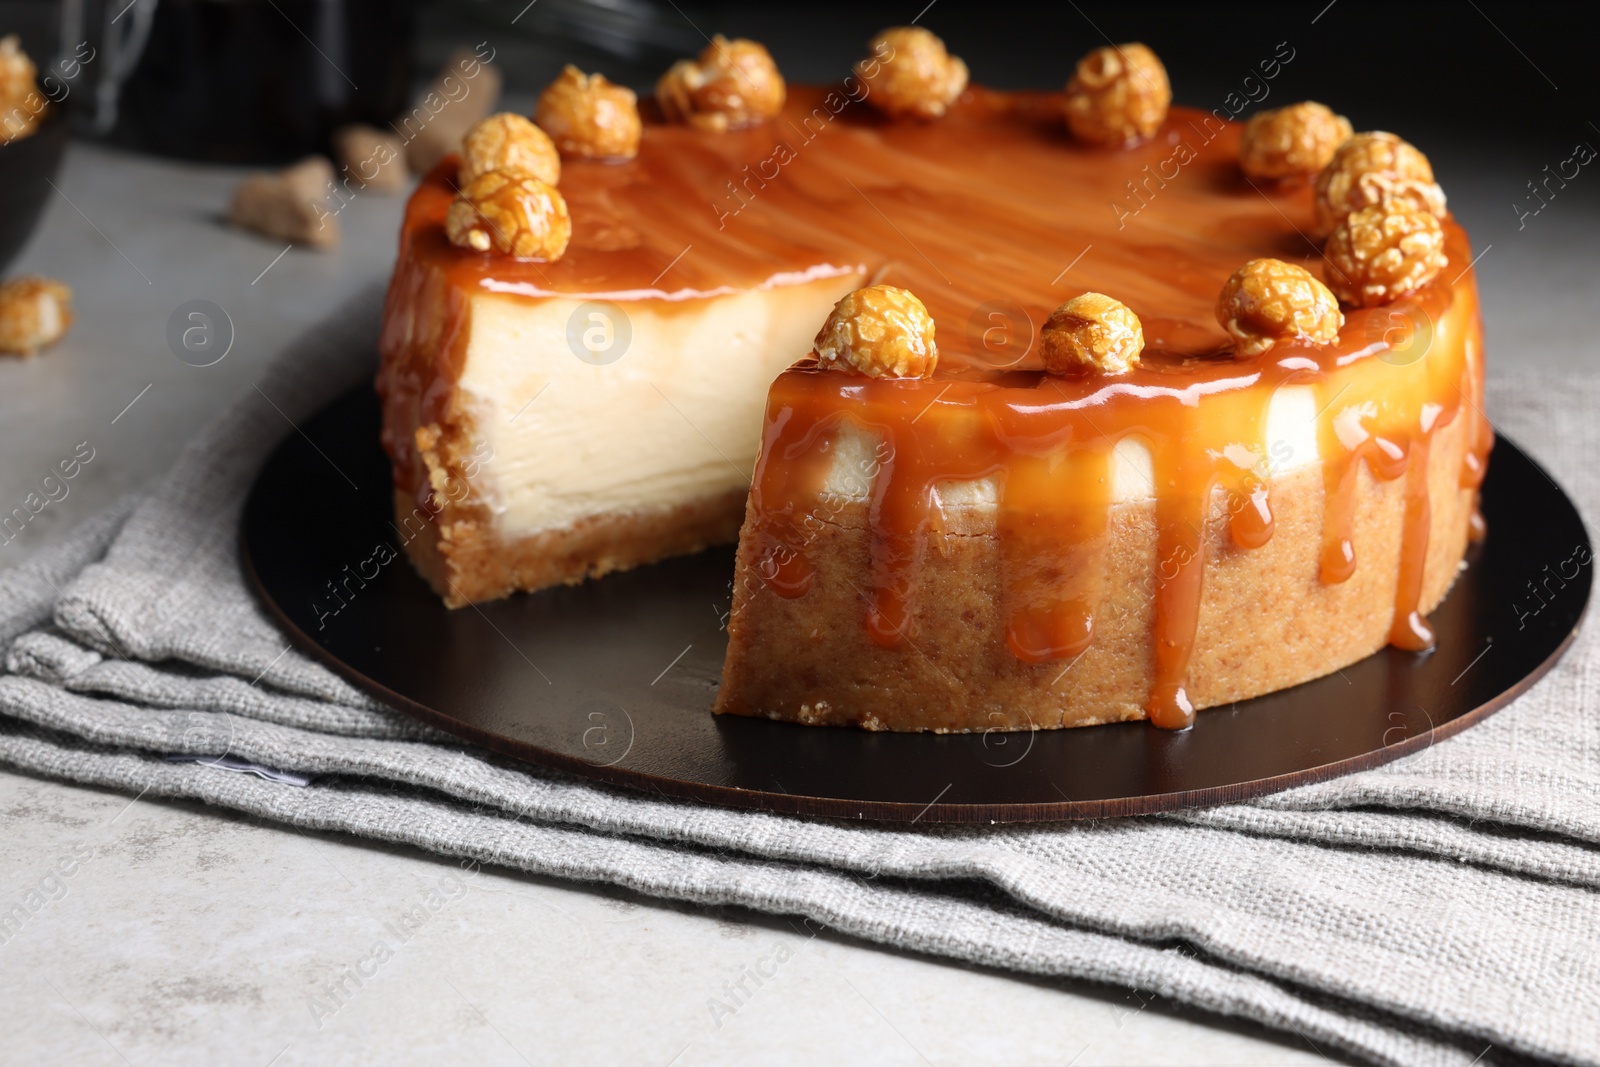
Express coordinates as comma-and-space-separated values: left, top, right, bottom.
1, 0, 1595, 157
431, 0, 1593, 154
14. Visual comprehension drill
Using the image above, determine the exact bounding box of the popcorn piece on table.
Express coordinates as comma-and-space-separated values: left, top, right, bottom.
403, 48, 504, 174
657, 35, 785, 132
814, 284, 938, 379
332, 125, 409, 194
0, 276, 73, 357
228, 156, 340, 249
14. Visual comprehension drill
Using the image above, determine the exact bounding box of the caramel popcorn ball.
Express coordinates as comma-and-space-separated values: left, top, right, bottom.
657, 35, 785, 132
814, 285, 938, 378
446, 169, 571, 261
1216, 259, 1343, 356
535, 66, 642, 161
1324, 202, 1447, 308
0, 276, 73, 357
857, 27, 969, 120
1064, 43, 1170, 146
1238, 101, 1352, 181
460, 113, 561, 187
0, 34, 41, 141
1313, 131, 1446, 236
1040, 293, 1144, 375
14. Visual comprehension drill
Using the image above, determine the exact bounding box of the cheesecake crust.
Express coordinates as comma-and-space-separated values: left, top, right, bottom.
397, 486, 746, 608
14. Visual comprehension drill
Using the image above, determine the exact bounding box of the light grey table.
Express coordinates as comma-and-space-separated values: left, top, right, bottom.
0, 125, 1594, 1064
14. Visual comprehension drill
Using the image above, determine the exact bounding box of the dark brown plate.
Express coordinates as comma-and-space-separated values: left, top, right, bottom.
242, 384, 1590, 823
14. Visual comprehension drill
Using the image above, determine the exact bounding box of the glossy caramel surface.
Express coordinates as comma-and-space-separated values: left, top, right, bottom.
392, 85, 1426, 362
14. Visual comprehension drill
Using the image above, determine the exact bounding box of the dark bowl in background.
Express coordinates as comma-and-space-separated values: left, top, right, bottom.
0, 107, 69, 276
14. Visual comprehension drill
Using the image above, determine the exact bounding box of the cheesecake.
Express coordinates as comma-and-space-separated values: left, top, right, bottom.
706, 42, 1487, 731
376, 32, 1488, 731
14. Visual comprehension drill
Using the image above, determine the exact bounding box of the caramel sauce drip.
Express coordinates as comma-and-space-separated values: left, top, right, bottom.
1468, 508, 1489, 543
1390, 434, 1436, 651
1458, 314, 1495, 544
373, 84, 1489, 726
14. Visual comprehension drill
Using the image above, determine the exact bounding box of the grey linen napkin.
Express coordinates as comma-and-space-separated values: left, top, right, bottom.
2, 286, 1597, 1067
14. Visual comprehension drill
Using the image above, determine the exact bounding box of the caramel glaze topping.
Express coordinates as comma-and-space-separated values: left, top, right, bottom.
376, 86, 1492, 727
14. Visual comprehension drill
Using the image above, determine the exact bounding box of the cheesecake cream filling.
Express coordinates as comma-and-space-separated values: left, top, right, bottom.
456, 274, 862, 538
